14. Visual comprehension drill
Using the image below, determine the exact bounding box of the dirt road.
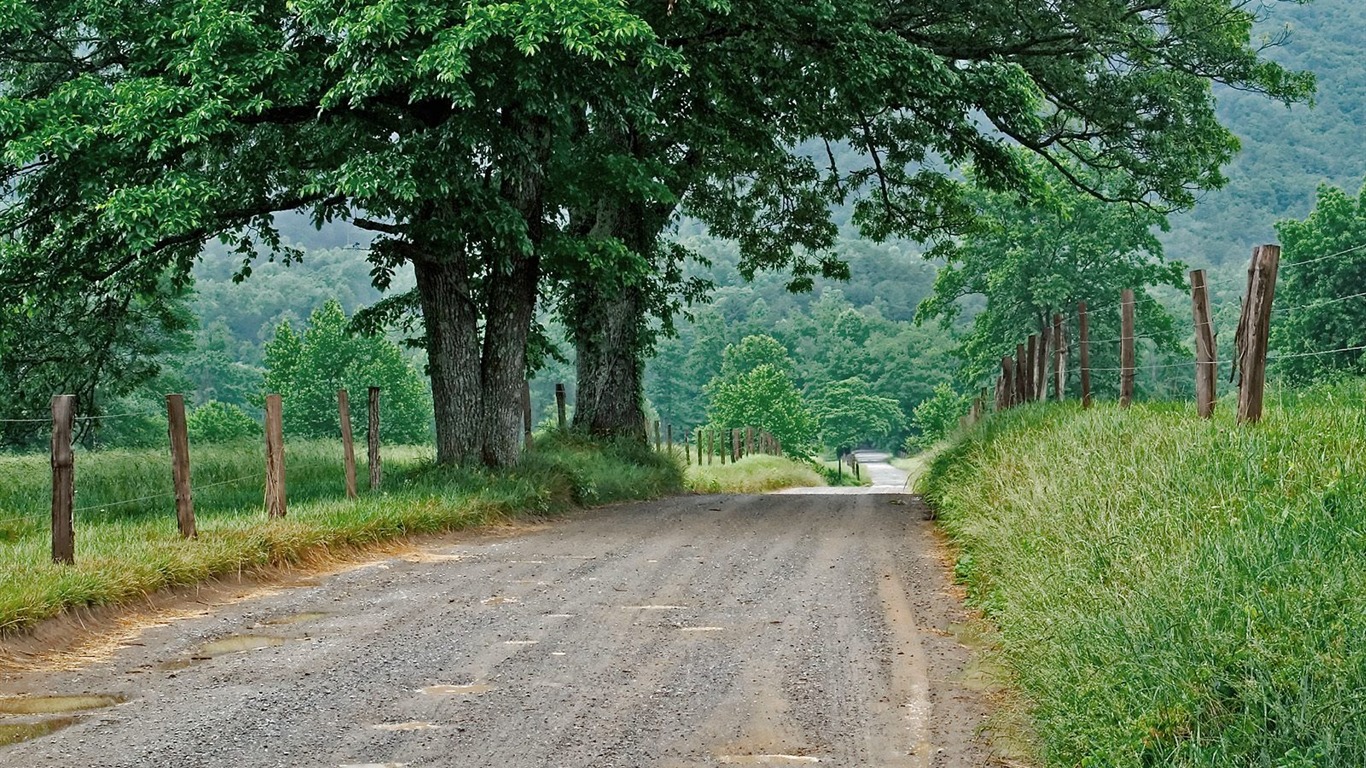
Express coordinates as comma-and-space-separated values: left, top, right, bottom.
0, 464, 997, 767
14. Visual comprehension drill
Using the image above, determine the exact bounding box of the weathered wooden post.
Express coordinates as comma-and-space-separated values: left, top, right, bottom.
1053, 314, 1065, 401
667, 423, 673, 455
1191, 269, 1218, 419
555, 383, 567, 430
264, 393, 287, 518
1237, 245, 1281, 424
1025, 335, 1038, 402
1034, 330, 1048, 401
1120, 289, 1136, 408
999, 357, 1014, 410
746, 426, 754, 456
654, 420, 661, 451
1078, 302, 1092, 409
367, 386, 381, 490
166, 394, 196, 537
50, 395, 75, 564
1015, 345, 1028, 405
707, 429, 714, 465
338, 389, 358, 499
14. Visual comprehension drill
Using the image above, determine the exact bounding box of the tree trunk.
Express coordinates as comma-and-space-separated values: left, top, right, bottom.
480, 249, 541, 467
414, 256, 482, 465
573, 279, 648, 442
480, 116, 551, 468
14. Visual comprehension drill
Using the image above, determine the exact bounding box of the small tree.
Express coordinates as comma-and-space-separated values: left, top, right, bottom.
1273, 181, 1366, 382
705, 364, 819, 459
904, 384, 969, 453
187, 401, 260, 443
263, 301, 433, 444
808, 376, 905, 455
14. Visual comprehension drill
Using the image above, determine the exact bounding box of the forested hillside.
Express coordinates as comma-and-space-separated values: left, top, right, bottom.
1166, 0, 1366, 266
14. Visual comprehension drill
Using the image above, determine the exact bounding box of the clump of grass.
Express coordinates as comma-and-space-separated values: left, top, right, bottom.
686, 454, 826, 493
0, 434, 682, 636
921, 380, 1366, 767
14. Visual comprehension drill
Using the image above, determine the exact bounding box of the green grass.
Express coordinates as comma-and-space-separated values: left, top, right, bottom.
686, 454, 827, 493
921, 380, 1366, 767
0, 432, 682, 635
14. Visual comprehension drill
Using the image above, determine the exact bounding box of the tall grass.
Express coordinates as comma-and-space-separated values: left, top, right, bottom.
0, 432, 682, 635
921, 380, 1366, 767
685, 454, 828, 493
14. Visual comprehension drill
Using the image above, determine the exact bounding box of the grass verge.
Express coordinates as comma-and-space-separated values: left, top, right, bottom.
0, 432, 682, 636
921, 380, 1366, 767
686, 454, 826, 493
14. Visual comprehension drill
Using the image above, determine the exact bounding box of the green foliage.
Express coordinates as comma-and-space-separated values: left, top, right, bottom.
646, 236, 958, 449
704, 363, 819, 460
905, 384, 969, 453
1272, 180, 1366, 382
918, 165, 1189, 393
719, 335, 794, 380
263, 300, 433, 444
808, 377, 905, 454
187, 401, 260, 444
922, 383, 1366, 766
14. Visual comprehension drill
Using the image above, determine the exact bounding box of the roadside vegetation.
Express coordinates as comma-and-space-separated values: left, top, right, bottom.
0, 433, 681, 635
685, 454, 827, 494
921, 380, 1366, 767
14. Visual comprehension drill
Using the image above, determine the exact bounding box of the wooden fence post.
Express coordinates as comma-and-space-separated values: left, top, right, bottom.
367, 386, 381, 490
997, 357, 1013, 411
1015, 345, 1028, 405
166, 394, 196, 537
1120, 289, 1136, 408
264, 393, 287, 518
338, 390, 358, 499
707, 429, 713, 465
1078, 302, 1092, 409
654, 420, 661, 451
1053, 314, 1065, 401
1237, 245, 1281, 424
50, 395, 75, 564
1034, 331, 1048, 401
732, 429, 740, 462
1191, 270, 1218, 419
667, 423, 673, 456
522, 380, 534, 451
1025, 335, 1038, 402
555, 383, 567, 430
746, 426, 754, 456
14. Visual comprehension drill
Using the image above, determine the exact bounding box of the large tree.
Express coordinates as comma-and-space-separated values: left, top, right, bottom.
557, 0, 1314, 442
0, 0, 679, 467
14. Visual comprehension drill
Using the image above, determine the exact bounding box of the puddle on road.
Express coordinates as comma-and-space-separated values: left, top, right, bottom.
263, 612, 330, 626
197, 635, 286, 657
372, 721, 441, 731
718, 755, 821, 765
0, 717, 77, 746
419, 683, 496, 696
0, 694, 126, 715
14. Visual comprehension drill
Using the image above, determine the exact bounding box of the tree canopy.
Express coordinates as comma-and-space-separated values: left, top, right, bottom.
0, 0, 1315, 465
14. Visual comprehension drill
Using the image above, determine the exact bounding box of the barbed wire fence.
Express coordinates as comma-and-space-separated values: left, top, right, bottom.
966, 240, 1366, 429
1, 388, 388, 564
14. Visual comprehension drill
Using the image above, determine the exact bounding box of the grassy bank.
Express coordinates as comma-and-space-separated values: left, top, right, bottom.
0, 433, 681, 635
921, 381, 1366, 767
686, 454, 827, 493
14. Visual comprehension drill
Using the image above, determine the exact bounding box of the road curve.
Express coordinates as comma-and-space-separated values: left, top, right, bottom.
0, 490, 996, 767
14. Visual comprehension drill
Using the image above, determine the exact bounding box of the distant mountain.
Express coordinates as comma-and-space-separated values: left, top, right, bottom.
1166, 0, 1366, 267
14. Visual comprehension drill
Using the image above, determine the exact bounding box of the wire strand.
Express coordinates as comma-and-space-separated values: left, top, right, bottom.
1280, 241, 1366, 268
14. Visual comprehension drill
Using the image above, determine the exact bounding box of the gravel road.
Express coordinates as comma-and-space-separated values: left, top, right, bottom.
0, 463, 998, 767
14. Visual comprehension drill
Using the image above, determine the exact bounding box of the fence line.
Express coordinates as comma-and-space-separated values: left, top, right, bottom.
978, 241, 1366, 432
